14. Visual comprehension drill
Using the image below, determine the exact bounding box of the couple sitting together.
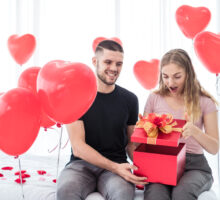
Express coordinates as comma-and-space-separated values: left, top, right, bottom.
56, 40, 219, 200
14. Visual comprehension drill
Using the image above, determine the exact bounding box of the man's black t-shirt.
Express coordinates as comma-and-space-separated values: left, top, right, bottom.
70, 85, 138, 163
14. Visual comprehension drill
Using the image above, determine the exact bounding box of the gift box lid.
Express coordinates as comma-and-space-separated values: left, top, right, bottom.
131, 119, 186, 147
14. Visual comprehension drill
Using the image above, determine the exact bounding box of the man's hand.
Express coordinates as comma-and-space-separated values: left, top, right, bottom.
114, 163, 148, 185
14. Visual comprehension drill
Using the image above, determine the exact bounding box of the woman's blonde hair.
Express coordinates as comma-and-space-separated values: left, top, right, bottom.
155, 49, 217, 122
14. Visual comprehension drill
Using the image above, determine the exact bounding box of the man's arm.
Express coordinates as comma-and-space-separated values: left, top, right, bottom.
66, 120, 147, 185
126, 125, 140, 161
67, 120, 118, 170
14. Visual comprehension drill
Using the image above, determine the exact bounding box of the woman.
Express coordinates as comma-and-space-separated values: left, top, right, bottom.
143, 49, 219, 200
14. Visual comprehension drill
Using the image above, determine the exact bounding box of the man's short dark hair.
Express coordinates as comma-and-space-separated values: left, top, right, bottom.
95, 40, 124, 54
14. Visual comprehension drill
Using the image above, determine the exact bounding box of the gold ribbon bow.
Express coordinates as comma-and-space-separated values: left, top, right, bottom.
135, 113, 182, 144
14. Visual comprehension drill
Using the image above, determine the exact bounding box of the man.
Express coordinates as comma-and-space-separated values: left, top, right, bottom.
57, 40, 147, 200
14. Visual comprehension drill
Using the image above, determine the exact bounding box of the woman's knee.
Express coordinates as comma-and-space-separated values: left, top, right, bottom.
172, 185, 196, 200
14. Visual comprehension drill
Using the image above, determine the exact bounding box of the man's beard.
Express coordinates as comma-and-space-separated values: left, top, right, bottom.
97, 73, 116, 85
96, 63, 117, 85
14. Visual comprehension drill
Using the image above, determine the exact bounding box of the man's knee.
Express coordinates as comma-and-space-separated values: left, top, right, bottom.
57, 181, 81, 200
56, 182, 68, 198
108, 183, 134, 200
100, 175, 135, 200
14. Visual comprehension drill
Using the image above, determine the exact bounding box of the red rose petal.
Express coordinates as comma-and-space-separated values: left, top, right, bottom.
14, 170, 27, 175
16, 173, 31, 179
15, 178, 26, 184
52, 179, 56, 183
22, 174, 30, 178
0, 173, 3, 177
37, 170, 46, 175
1, 166, 13, 170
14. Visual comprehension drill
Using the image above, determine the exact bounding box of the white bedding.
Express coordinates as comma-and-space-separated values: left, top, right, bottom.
0, 152, 64, 200
0, 151, 219, 200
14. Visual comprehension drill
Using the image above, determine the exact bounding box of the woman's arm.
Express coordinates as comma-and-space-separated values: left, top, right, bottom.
182, 111, 219, 155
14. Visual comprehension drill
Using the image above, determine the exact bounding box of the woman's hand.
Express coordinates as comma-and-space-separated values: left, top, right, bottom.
182, 121, 201, 139
182, 112, 202, 139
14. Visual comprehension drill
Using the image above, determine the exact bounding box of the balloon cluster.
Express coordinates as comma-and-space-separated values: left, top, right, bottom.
0, 34, 97, 156
175, 5, 220, 74
133, 5, 220, 91
2, 4, 219, 155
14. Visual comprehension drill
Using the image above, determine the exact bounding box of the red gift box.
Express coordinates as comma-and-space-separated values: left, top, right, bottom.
131, 118, 186, 186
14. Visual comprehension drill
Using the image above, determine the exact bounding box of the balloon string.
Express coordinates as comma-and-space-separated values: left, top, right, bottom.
56, 126, 63, 181
216, 73, 220, 186
18, 156, 25, 200
48, 144, 58, 153
61, 139, 69, 149
47, 127, 61, 153
216, 74, 220, 95
48, 138, 68, 153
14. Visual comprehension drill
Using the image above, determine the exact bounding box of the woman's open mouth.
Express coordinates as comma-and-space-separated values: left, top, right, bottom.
169, 86, 178, 93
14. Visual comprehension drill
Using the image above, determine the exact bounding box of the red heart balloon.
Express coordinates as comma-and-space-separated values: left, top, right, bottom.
37, 60, 97, 124
133, 59, 160, 90
92, 37, 106, 52
175, 5, 211, 39
18, 67, 56, 128
0, 88, 41, 156
111, 37, 123, 46
8, 34, 36, 65
194, 31, 220, 74
18, 67, 40, 93
92, 37, 123, 52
